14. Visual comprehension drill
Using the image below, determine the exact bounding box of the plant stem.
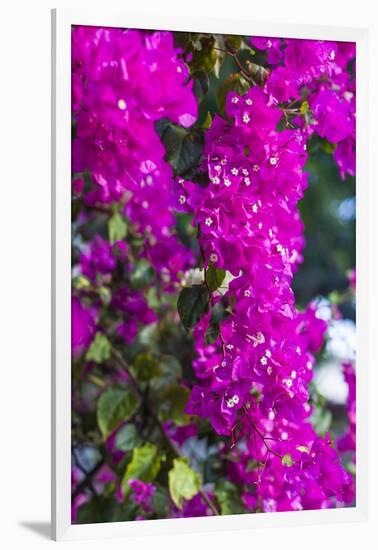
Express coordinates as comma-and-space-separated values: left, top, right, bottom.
242, 405, 283, 460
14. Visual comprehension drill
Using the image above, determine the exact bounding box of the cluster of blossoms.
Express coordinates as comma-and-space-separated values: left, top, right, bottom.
72, 28, 356, 521
252, 37, 356, 179
72, 26, 197, 287
177, 79, 354, 509
72, 233, 157, 351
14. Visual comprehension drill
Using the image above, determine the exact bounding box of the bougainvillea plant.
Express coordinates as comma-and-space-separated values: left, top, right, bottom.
71, 26, 356, 522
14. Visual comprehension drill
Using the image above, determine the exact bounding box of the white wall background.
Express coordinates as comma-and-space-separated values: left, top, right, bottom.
1, 1, 376, 548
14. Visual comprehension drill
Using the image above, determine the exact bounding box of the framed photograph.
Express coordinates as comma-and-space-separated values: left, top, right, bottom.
51, 8, 369, 541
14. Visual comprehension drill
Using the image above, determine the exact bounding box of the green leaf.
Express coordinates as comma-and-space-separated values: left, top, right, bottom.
192, 70, 210, 103
108, 212, 127, 244
158, 384, 191, 426
214, 480, 245, 515
213, 35, 226, 78
168, 458, 201, 509
115, 424, 142, 452
122, 443, 164, 496
73, 275, 91, 290
132, 353, 160, 382
205, 322, 220, 345
189, 36, 218, 74
282, 454, 294, 467
86, 333, 112, 364
151, 486, 170, 517
130, 259, 155, 289
202, 111, 213, 129
206, 263, 226, 292
216, 72, 250, 116
97, 387, 139, 438
225, 34, 242, 52
161, 123, 203, 176
76, 496, 138, 524
177, 285, 210, 331
296, 445, 310, 454
98, 286, 111, 305
149, 355, 182, 394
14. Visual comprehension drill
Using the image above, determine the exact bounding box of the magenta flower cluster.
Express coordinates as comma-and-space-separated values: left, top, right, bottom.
72, 26, 197, 286
72, 27, 356, 520
253, 37, 356, 179
177, 81, 353, 510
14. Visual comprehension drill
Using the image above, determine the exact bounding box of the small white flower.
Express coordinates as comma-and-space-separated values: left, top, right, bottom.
265, 349, 272, 358
224, 178, 232, 187
260, 356, 268, 365
269, 156, 278, 166
221, 360, 227, 367
244, 177, 251, 186
231, 96, 239, 104
232, 395, 240, 404
210, 253, 218, 263
245, 98, 253, 105
244, 289, 251, 297
205, 217, 213, 227
214, 165, 221, 172
276, 244, 283, 253
242, 168, 249, 176
226, 344, 234, 350
283, 378, 293, 389
243, 113, 250, 124
117, 99, 127, 110
212, 176, 220, 184
253, 164, 260, 172
221, 158, 227, 165
291, 370, 297, 379
231, 168, 239, 175
179, 194, 186, 205
252, 204, 258, 213
267, 366, 273, 375
227, 399, 235, 408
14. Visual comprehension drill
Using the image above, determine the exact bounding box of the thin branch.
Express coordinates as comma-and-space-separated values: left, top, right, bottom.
242, 405, 283, 460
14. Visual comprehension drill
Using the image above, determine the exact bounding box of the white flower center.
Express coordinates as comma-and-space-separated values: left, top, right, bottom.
269, 156, 278, 166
